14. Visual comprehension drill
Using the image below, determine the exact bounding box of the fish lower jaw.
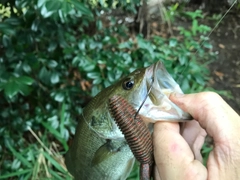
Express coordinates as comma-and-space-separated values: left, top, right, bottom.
139, 116, 156, 124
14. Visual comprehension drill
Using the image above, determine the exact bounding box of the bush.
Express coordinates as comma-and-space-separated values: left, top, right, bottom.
0, 1, 216, 179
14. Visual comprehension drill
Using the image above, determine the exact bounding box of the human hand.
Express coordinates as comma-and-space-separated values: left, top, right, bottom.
153, 92, 240, 180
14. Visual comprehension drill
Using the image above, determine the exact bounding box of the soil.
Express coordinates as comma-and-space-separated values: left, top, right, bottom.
207, 12, 240, 114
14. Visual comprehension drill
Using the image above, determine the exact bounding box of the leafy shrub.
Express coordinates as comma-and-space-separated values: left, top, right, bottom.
0, 0, 216, 179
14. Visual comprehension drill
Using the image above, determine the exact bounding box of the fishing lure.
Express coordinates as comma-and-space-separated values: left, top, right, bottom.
109, 95, 154, 180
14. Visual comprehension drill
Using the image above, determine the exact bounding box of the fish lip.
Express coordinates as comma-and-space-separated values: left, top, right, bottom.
142, 61, 192, 122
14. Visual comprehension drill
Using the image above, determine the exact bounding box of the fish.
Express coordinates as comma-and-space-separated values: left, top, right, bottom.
65, 61, 191, 180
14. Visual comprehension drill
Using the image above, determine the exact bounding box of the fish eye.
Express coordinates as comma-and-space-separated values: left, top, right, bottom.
122, 78, 134, 90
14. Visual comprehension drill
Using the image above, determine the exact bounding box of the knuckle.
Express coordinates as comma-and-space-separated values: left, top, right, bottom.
196, 91, 222, 111
184, 162, 206, 180
198, 91, 222, 102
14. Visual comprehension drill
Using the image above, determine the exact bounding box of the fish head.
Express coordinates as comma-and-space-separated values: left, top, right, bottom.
112, 61, 192, 123
87, 61, 191, 139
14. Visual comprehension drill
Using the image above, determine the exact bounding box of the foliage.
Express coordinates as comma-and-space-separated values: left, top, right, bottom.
0, 0, 216, 179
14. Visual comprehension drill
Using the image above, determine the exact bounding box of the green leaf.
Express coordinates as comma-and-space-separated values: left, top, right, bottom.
39, 67, 51, 83
18, 83, 32, 96
192, 19, 198, 36
60, 103, 66, 140
17, 76, 34, 85
48, 115, 59, 129
3, 81, 19, 98
23, 63, 32, 73
54, 92, 65, 102
6, 141, 32, 168
0, 22, 15, 35
45, 0, 62, 12
47, 60, 58, 68
96, 19, 103, 30
48, 41, 57, 52
202, 146, 213, 153
169, 38, 177, 47
48, 168, 66, 179
203, 41, 213, 49
51, 72, 60, 84
37, 0, 46, 8
84, 63, 95, 71
41, 121, 68, 150
119, 41, 131, 49
6, 48, 14, 58
93, 78, 102, 85
15, 0, 29, 8
178, 56, 187, 65
78, 41, 86, 50
71, 1, 93, 17
194, 74, 205, 86
137, 36, 148, 50
42, 122, 61, 139
87, 72, 101, 79
62, 1, 72, 14
0, 169, 32, 179
42, 151, 66, 172
5, 17, 21, 26
2, 34, 11, 47
107, 71, 116, 83
180, 78, 190, 92
137, 36, 154, 55
11, 159, 21, 170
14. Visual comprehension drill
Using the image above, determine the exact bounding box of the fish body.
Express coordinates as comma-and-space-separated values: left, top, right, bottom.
65, 91, 136, 179
65, 61, 191, 179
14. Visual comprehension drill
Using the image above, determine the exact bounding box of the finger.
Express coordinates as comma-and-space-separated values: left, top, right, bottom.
154, 165, 161, 180
153, 122, 207, 180
169, 92, 240, 145
181, 121, 207, 161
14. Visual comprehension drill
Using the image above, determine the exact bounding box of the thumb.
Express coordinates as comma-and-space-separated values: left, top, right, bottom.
153, 122, 207, 180
169, 92, 240, 145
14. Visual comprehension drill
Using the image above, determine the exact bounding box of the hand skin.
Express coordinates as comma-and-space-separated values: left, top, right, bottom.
153, 92, 240, 180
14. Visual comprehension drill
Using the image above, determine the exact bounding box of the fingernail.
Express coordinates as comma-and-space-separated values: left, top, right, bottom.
172, 92, 185, 98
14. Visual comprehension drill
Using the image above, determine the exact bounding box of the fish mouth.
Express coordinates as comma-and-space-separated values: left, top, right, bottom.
139, 61, 192, 122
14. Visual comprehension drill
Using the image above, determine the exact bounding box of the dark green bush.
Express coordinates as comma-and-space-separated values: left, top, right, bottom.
0, 1, 216, 179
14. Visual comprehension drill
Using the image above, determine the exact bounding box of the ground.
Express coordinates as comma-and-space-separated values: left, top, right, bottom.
208, 13, 240, 114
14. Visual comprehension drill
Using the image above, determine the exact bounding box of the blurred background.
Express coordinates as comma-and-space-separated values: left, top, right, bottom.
0, 0, 239, 179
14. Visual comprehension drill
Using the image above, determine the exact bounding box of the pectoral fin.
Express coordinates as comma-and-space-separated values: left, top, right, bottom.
92, 139, 126, 166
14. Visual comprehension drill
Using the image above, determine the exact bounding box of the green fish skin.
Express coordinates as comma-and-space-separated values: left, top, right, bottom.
65, 61, 192, 179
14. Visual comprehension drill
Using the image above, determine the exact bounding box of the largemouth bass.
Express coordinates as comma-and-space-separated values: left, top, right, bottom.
65, 61, 191, 180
